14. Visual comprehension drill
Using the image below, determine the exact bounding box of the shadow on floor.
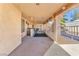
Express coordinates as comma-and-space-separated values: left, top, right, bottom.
34, 33, 48, 37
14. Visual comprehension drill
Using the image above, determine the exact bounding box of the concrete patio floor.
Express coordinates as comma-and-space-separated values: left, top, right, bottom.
9, 36, 53, 56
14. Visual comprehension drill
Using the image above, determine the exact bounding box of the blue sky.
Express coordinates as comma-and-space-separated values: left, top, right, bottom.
63, 8, 79, 22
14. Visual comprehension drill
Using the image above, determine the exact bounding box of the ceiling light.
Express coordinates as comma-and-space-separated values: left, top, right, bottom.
62, 6, 66, 10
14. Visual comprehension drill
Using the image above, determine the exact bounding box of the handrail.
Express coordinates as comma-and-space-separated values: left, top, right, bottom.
62, 26, 79, 36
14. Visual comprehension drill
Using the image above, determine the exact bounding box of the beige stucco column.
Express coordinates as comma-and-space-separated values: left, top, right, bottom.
54, 16, 61, 43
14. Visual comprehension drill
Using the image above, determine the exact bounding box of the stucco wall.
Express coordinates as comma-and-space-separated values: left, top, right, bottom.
0, 4, 21, 55
44, 18, 56, 41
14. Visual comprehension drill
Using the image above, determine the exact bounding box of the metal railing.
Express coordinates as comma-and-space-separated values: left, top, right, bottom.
61, 26, 79, 41
64, 26, 79, 36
